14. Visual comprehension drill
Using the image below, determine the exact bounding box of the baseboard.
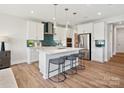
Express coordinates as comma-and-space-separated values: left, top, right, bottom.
11, 60, 27, 65
116, 52, 124, 55
11, 59, 39, 65
91, 60, 106, 63
27, 59, 39, 64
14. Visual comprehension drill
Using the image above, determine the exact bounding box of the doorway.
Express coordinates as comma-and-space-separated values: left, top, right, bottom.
116, 28, 124, 53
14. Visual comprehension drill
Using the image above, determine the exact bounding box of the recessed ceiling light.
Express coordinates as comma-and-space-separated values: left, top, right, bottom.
65, 8, 69, 11
73, 12, 77, 15
52, 17, 56, 20
30, 10, 34, 14
97, 12, 102, 16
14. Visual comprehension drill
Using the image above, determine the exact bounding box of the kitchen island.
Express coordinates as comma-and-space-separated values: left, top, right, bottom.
38, 47, 82, 79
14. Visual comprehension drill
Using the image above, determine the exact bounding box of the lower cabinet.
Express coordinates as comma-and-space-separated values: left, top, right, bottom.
0, 51, 11, 69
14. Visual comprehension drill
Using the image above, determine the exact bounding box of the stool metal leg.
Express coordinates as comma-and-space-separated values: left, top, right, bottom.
78, 59, 85, 70
74, 60, 77, 73
62, 63, 67, 79
48, 62, 50, 78
58, 64, 60, 82
72, 60, 77, 74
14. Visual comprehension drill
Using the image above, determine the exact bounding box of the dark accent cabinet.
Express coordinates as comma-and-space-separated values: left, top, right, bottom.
0, 51, 11, 69
66, 38, 72, 47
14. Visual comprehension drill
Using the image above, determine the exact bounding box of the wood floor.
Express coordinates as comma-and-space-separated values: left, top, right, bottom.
11, 54, 124, 88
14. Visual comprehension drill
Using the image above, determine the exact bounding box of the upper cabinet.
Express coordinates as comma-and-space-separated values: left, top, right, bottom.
27, 21, 44, 40
77, 23, 93, 34
93, 22, 105, 40
37, 22, 44, 40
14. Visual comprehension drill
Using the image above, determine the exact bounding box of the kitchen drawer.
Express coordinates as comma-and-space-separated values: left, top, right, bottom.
0, 51, 10, 57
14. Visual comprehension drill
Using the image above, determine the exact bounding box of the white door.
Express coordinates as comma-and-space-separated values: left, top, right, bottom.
116, 28, 124, 53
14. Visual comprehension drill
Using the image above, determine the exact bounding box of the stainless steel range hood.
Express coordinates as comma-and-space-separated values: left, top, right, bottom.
43, 22, 54, 35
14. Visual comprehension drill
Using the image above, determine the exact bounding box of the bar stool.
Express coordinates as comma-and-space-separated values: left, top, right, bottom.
48, 57, 66, 82
78, 50, 85, 70
65, 54, 77, 75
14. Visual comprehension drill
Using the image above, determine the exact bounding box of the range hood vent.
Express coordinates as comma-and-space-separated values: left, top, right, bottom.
42, 22, 54, 35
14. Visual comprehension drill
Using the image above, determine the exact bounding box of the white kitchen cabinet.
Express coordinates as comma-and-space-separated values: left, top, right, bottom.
36, 23, 44, 40
27, 21, 36, 39
27, 21, 44, 40
26, 21, 44, 64
93, 22, 105, 40
27, 48, 39, 64
77, 23, 93, 34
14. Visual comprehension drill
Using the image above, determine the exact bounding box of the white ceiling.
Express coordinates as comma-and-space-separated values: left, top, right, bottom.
0, 4, 124, 25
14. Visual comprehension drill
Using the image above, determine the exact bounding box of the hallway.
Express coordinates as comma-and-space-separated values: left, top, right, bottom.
110, 53, 124, 63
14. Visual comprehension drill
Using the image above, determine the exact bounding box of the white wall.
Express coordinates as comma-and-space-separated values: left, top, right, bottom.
113, 26, 117, 55
113, 25, 122, 55
113, 25, 124, 53
0, 14, 27, 65
104, 22, 108, 62
116, 28, 124, 52
107, 24, 113, 59
54, 26, 73, 46
54, 26, 66, 46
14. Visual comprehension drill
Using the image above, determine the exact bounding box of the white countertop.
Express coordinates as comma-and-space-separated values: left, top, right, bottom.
35, 47, 83, 55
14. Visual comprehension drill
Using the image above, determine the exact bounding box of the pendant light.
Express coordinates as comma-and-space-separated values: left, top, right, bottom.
53, 4, 58, 30
73, 12, 77, 25
65, 8, 69, 31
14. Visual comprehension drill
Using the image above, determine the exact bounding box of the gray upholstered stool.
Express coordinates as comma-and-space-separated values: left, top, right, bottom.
65, 54, 77, 75
48, 57, 66, 82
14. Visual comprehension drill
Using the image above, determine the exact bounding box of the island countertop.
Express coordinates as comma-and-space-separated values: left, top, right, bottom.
35, 47, 83, 55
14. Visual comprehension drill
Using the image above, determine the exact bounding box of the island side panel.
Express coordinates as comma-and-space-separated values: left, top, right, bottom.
39, 51, 47, 79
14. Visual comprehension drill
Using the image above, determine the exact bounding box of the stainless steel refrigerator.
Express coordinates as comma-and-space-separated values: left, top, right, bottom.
78, 33, 91, 60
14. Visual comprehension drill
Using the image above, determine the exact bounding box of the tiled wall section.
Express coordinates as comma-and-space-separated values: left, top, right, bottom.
42, 34, 56, 46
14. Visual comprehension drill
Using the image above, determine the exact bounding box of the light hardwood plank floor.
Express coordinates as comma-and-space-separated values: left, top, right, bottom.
11, 59, 124, 88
